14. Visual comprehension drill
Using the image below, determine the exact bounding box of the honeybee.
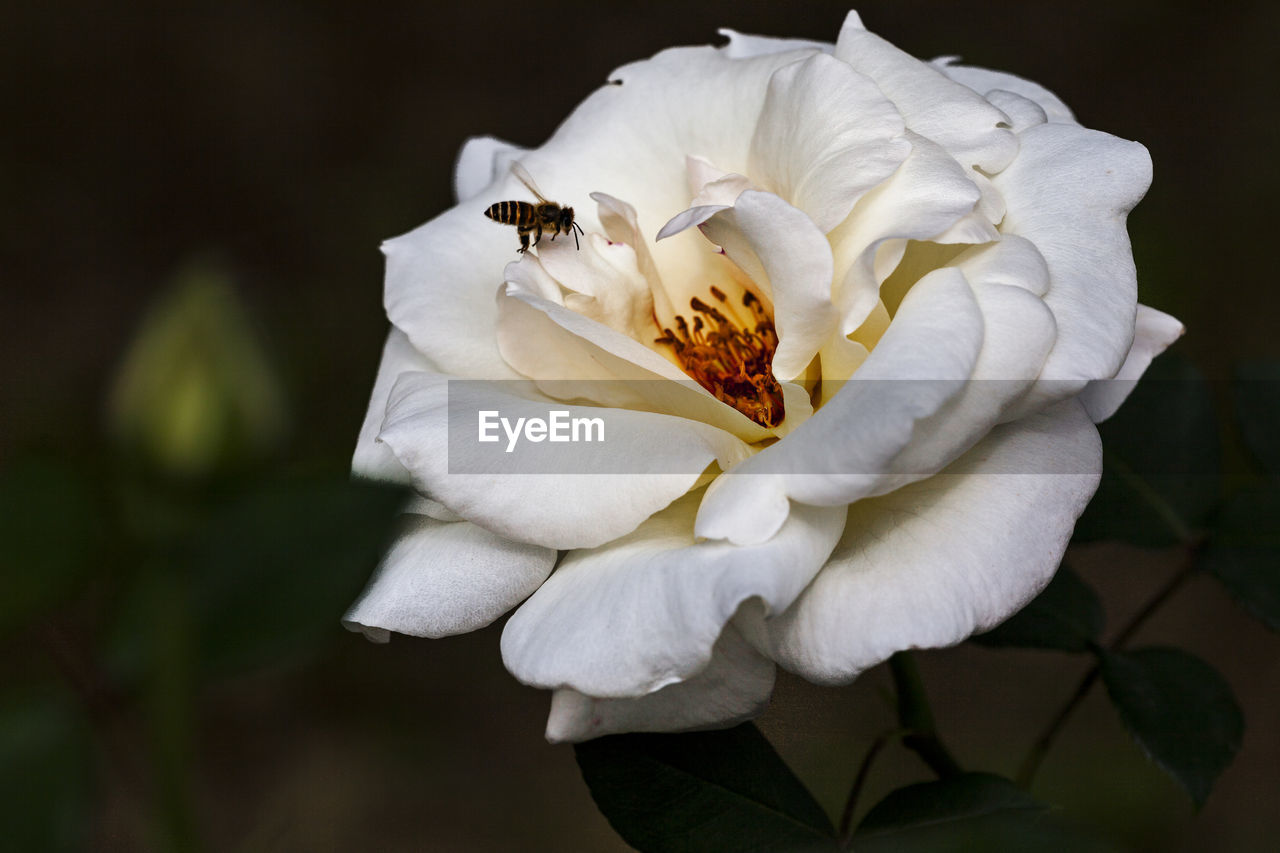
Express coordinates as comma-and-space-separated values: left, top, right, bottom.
484, 162, 584, 254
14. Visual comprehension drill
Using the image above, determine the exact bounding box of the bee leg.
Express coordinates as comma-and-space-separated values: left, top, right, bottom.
518, 230, 531, 254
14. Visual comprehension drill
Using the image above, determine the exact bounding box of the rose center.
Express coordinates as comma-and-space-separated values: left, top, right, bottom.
654, 286, 785, 428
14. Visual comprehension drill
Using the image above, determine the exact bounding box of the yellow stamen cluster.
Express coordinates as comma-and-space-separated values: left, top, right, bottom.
655, 286, 785, 428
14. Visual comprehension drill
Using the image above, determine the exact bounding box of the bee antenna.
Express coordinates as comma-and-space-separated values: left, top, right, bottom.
573, 224, 580, 250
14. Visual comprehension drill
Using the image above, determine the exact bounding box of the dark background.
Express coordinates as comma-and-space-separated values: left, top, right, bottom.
3, 1, 1277, 850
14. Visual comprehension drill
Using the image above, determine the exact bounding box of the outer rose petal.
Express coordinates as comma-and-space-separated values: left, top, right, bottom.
1079, 304, 1185, 423
500, 492, 844, 698
768, 398, 1102, 684
378, 371, 751, 550
383, 204, 526, 381
718, 28, 831, 59
834, 12, 1017, 174
931, 57, 1077, 125
352, 326, 435, 484
996, 122, 1153, 413
983, 89, 1048, 134
544, 619, 774, 743
452, 135, 526, 203
343, 514, 555, 642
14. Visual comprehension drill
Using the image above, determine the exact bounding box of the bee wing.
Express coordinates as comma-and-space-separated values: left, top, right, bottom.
510, 161, 549, 204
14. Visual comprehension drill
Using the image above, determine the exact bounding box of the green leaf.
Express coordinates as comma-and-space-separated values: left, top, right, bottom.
0, 458, 97, 636
189, 475, 408, 675
574, 723, 838, 853
856, 773, 1042, 836
1201, 485, 1280, 632
1074, 354, 1219, 546
1234, 360, 1280, 476
852, 774, 1115, 852
0, 690, 93, 852
1098, 647, 1243, 806
971, 565, 1103, 653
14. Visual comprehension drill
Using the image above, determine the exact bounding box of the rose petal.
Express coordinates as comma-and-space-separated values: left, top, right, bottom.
829, 132, 987, 335
834, 12, 1018, 173
878, 239, 1058, 481
768, 398, 1102, 684
817, 334, 870, 407
501, 491, 844, 697
378, 371, 751, 549
352, 326, 436, 484
453, 135, 526, 203
590, 191, 673, 321
931, 57, 1076, 125
343, 514, 556, 642
383, 201, 525, 381
749, 53, 910, 232
699, 190, 839, 381
983, 89, 1048, 134
537, 233, 654, 341
653, 157, 754, 243
1078, 304, 1185, 423
544, 618, 774, 742
996, 122, 1153, 412
694, 267, 984, 546
718, 27, 830, 60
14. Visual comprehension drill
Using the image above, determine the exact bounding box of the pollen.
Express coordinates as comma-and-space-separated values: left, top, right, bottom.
655, 288, 785, 428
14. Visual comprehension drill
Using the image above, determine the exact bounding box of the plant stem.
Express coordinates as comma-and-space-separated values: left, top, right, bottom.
837, 729, 904, 846
1017, 544, 1204, 787
146, 563, 200, 853
1015, 667, 1099, 787
888, 652, 963, 779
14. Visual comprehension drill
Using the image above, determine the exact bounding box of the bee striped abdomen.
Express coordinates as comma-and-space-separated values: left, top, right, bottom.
485, 200, 534, 226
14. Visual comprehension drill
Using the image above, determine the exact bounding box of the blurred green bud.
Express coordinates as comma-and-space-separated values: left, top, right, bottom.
108, 261, 287, 478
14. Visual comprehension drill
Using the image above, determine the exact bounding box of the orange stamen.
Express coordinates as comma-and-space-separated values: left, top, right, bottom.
656, 290, 784, 428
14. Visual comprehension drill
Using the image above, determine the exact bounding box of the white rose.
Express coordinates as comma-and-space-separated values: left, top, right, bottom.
344, 11, 1183, 742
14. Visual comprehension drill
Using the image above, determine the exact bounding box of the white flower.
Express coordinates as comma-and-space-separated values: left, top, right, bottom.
344, 11, 1183, 741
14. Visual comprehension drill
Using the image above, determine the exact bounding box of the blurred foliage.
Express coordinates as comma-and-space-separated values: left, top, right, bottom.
0, 689, 93, 853
1, 268, 407, 852
188, 476, 408, 677
1202, 486, 1280, 633
0, 459, 99, 638
1233, 362, 1280, 478
108, 261, 287, 479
